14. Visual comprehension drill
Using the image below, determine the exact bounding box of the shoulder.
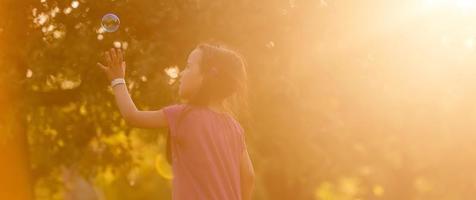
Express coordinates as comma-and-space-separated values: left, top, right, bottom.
164, 103, 188, 110
162, 103, 192, 116
162, 103, 187, 117
227, 115, 245, 135
161, 104, 190, 133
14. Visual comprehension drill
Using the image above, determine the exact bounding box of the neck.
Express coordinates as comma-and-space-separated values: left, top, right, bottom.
185, 97, 226, 113
207, 100, 226, 113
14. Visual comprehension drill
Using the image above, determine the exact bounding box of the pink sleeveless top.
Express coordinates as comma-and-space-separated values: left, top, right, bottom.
162, 104, 245, 200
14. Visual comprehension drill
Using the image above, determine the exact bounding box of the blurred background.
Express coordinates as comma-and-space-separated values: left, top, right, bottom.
1, 0, 476, 199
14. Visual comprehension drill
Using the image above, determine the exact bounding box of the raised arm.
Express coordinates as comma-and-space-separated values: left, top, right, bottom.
110, 83, 169, 129
97, 48, 168, 129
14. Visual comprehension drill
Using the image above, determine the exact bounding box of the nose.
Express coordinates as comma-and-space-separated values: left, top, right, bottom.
178, 71, 183, 81
179, 70, 185, 77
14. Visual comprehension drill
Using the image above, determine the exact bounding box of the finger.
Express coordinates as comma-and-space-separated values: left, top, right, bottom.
110, 48, 117, 65
105, 51, 112, 66
117, 48, 123, 63
97, 62, 108, 71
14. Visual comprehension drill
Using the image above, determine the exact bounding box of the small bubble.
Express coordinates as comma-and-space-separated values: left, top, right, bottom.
101, 13, 120, 32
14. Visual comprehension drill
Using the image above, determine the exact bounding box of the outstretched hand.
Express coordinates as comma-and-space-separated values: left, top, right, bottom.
97, 48, 126, 82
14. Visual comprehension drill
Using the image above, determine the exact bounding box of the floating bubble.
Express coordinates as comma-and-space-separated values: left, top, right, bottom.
101, 13, 120, 32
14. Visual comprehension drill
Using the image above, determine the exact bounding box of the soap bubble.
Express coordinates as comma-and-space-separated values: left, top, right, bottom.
101, 13, 120, 32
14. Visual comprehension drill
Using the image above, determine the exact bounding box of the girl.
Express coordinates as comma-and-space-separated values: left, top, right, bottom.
97, 42, 255, 200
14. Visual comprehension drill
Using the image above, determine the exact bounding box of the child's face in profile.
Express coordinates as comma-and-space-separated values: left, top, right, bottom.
179, 48, 204, 100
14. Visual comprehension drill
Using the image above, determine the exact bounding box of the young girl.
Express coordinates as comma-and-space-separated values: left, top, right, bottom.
97, 43, 255, 200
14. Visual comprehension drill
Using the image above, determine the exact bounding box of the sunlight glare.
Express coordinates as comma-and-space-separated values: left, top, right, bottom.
63, 7, 72, 15
71, 1, 79, 9
422, 0, 476, 12
440, 36, 450, 46
464, 37, 474, 49
113, 41, 122, 48
456, 0, 475, 10
164, 66, 179, 79
26, 69, 33, 78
